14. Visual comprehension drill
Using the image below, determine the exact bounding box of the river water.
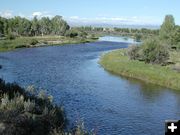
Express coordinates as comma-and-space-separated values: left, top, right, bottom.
0, 37, 180, 135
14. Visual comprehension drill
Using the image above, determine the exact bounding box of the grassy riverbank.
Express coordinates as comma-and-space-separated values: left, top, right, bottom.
0, 36, 98, 52
100, 49, 180, 90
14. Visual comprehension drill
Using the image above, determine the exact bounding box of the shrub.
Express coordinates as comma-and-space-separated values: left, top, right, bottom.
134, 34, 142, 42
6, 34, 16, 40
30, 39, 39, 45
15, 45, 27, 48
141, 38, 169, 64
24, 99, 35, 112
65, 30, 78, 38
0, 79, 93, 135
0, 79, 66, 135
127, 45, 140, 60
176, 42, 180, 50
0, 93, 24, 110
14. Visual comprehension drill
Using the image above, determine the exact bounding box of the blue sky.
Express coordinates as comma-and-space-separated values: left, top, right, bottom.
0, 0, 180, 26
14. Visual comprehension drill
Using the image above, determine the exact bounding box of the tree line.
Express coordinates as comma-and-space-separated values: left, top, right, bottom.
74, 26, 160, 41
0, 15, 70, 38
73, 26, 159, 34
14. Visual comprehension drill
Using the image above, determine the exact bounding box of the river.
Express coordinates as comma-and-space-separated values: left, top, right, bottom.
0, 36, 180, 135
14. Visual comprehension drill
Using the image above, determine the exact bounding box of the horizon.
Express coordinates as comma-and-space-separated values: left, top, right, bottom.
0, 0, 180, 27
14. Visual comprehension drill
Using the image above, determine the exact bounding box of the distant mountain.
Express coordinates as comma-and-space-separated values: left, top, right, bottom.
67, 20, 160, 29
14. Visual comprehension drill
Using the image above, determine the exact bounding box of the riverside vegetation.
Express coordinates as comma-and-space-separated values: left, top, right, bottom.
100, 15, 180, 90
0, 15, 98, 52
0, 79, 95, 135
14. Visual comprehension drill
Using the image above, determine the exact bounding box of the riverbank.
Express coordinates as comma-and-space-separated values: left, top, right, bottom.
0, 36, 98, 52
100, 49, 180, 90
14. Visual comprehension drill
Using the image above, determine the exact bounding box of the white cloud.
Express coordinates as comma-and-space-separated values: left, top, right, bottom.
0, 10, 54, 19
0, 10, 13, 18
31, 11, 54, 18
32, 12, 42, 17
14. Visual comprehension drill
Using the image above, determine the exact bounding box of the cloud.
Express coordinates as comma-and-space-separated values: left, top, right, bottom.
0, 10, 13, 18
31, 11, 54, 18
32, 12, 42, 17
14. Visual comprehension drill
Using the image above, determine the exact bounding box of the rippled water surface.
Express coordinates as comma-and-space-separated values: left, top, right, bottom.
0, 39, 180, 135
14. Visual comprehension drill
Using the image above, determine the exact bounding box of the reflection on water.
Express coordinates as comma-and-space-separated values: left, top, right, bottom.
0, 40, 180, 135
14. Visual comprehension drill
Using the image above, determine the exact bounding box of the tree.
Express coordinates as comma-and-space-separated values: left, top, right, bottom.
0, 15, 70, 37
159, 15, 175, 45
172, 26, 180, 44
17, 17, 32, 36
0, 17, 5, 36
127, 45, 140, 60
51, 15, 69, 36
31, 16, 40, 36
65, 29, 78, 38
39, 17, 51, 36
142, 38, 169, 64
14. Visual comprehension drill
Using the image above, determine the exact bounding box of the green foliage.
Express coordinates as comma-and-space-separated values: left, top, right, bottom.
65, 30, 78, 38
30, 38, 39, 45
39, 17, 51, 36
0, 79, 95, 135
128, 38, 170, 65
31, 16, 40, 36
0, 15, 70, 37
172, 26, 180, 48
6, 33, 16, 40
159, 15, 176, 45
127, 45, 140, 60
51, 15, 70, 36
141, 38, 169, 64
0, 79, 66, 135
0, 17, 6, 36
134, 33, 142, 42
73, 26, 159, 41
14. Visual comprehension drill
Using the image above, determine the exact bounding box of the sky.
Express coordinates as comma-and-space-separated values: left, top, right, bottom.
0, 0, 180, 26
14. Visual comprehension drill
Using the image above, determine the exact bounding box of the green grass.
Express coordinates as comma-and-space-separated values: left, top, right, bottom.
100, 49, 180, 90
0, 36, 98, 52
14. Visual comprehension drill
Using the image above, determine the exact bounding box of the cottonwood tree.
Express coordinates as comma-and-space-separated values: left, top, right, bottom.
39, 17, 51, 36
159, 15, 175, 45
31, 16, 40, 36
51, 15, 69, 36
